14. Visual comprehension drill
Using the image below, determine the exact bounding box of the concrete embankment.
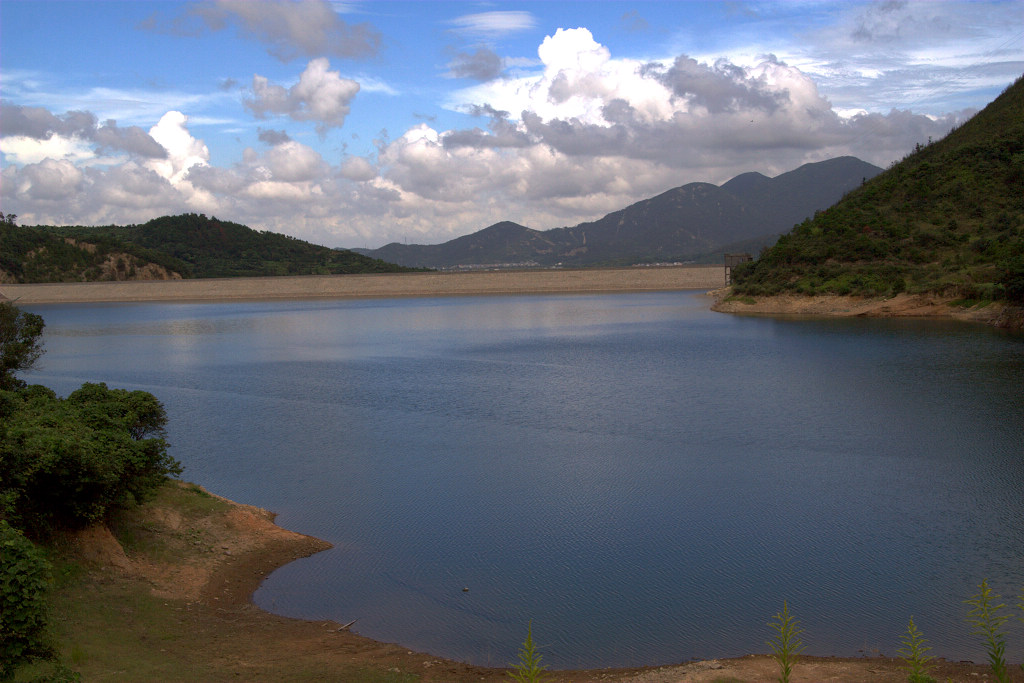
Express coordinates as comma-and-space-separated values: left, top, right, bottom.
1, 266, 725, 304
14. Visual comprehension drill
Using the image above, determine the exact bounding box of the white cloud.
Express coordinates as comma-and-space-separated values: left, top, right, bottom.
145, 111, 210, 185
3, 26, 991, 250
0, 134, 99, 166
339, 156, 377, 181
448, 11, 538, 38
246, 58, 360, 134
261, 140, 326, 182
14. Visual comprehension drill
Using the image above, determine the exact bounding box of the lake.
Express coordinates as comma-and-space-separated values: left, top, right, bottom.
22, 291, 1024, 669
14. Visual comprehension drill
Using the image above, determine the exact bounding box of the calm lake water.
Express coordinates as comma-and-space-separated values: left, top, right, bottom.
23, 291, 1024, 669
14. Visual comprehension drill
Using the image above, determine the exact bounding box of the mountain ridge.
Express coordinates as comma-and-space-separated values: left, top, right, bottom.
354, 156, 882, 268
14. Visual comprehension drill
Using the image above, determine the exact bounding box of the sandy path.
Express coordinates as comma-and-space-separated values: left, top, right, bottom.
1, 266, 724, 304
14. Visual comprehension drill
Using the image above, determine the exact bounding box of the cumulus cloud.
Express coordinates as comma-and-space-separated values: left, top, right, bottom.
145, 111, 209, 185
339, 156, 377, 181
4, 28, 979, 250
260, 141, 326, 182
246, 58, 360, 135
9, 159, 84, 201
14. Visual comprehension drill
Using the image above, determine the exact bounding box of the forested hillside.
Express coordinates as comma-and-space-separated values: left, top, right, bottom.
2, 213, 421, 283
731, 76, 1024, 302
1, 215, 189, 283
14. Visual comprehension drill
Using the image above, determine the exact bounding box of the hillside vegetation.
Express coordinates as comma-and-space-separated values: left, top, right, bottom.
1, 216, 189, 283
731, 76, 1024, 302
2, 213, 420, 283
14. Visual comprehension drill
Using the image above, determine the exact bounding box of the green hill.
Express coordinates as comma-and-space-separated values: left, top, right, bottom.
1, 218, 190, 283
3, 214, 422, 282
731, 75, 1024, 303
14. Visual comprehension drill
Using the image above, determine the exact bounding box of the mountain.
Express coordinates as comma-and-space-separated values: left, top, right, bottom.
731, 75, 1024, 303
3, 214, 421, 283
354, 156, 882, 268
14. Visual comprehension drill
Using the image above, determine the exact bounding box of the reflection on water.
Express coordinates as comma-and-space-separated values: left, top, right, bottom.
24, 293, 1024, 669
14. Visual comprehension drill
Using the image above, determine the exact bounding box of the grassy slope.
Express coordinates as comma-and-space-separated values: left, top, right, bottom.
19, 483, 416, 683
731, 75, 1024, 300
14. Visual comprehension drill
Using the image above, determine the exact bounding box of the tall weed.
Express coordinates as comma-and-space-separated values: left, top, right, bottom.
897, 617, 936, 683
965, 579, 1010, 683
767, 601, 805, 683
508, 621, 548, 683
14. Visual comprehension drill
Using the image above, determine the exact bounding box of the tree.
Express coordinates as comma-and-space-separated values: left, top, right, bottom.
0, 302, 45, 391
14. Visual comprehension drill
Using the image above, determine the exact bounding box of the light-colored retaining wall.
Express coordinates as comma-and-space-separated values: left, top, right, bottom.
1, 266, 725, 304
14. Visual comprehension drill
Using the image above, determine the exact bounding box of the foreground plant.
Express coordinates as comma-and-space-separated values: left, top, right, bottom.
1019, 588, 1024, 673
965, 579, 1010, 683
508, 621, 549, 683
767, 601, 805, 683
897, 616, 936, 683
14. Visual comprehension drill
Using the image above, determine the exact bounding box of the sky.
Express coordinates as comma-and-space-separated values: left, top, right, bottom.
2, 1, 1022, 249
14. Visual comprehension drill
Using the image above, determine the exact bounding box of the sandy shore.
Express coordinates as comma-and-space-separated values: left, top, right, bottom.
1, 266, 724, 305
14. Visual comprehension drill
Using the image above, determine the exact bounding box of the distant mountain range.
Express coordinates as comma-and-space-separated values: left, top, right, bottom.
354, 156, 883, 269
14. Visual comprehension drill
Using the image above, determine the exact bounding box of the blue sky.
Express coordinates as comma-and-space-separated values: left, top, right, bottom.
2, 1, 1022, 249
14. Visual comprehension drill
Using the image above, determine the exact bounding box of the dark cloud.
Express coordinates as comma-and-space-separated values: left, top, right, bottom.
654, 56, 787, 114
852, 0, 912, 43
619, 10, 648, 34
196, 0, 381, 62
521, 111, 631, 157
447, 47, 504, 81
1, 104, 95, 139
443, 105, 531, 149
258, 128, 292, 146
134, 9, 206, 37
1, 104, 166, 158
94, 120, 168, 158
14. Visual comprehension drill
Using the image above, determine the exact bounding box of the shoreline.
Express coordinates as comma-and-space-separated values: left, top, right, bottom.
61, 481, 1000, 682
710, 289, 1024, 331
1, 266, 724, 305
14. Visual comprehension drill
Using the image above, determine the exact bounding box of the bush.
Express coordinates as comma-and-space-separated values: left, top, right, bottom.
0, 383, 182, 538
0, 520, 53, 679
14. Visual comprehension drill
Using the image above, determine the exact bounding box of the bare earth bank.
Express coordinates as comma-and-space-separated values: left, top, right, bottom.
710, 289, 1024, 331
59, 482, 1009, 683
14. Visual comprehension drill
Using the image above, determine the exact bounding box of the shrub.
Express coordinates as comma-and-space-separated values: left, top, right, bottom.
0, 383, 181, 537
0, 520, 53, 679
